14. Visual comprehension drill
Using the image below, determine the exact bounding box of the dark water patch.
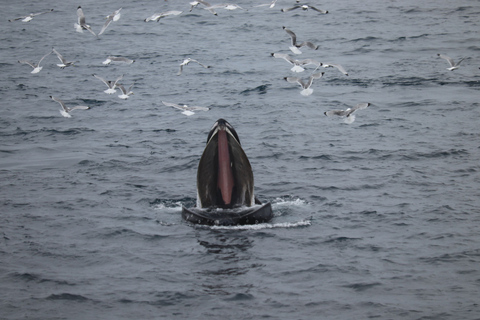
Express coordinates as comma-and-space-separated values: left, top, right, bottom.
342, 282, 382, 292
45, 293, 90, 301
224, 293, 255, 301
240, 84, 271, 95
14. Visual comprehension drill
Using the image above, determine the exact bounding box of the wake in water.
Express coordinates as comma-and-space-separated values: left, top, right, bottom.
153, 195, 311, 229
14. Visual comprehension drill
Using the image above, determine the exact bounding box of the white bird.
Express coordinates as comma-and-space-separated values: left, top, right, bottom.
177, 58, 210, 75
18, 50, 52, 74
52, 48, 76, 68
190, 0, 218, 15
98, 8, 122, 35
93, 74, 124, 94
284, 72, 324, 96
117, 84, 134, 99
271, 53, 322, 73
50, 96, 90, 118
324, 103, 370, 124
9, 9, 54, 22
283, 26, 318, 54
323, 63, 348, 76
437, 54, 465, 71
281, 5, 328, 14
74, 6, 97, 37
207, 3, 244, 10
144, 11, 182, 22
254, 0, 278, 8
102, 56, 135, 65
162, 101, 210, 116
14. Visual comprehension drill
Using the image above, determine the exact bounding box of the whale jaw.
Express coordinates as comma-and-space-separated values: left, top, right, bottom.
196, 119, 254, 209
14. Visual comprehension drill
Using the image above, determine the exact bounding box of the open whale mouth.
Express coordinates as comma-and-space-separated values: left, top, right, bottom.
196, 119, 254, 209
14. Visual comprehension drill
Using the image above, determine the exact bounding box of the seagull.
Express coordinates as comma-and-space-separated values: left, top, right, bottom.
144, 11, 182, 22
254, 0, 278, 8
190, 0, 218, 15
177, 58, 210, 75
207, 3, 244, 10
162, 101, 210, 116
323, 63, 348, 76
50, 96, 90, 118
102, 56, 135, 65
9, 9, 54, 22
52, 48, 76, 68
437, 54, 465, 71
271, 53, 322, 72
284, 72, 324, 96
18, 50, 52, 74
324, 103, 370, 124
74, 6, 97, 37
98, 8, 122, 35
117, 84, 134, 99
93, 74, 124, 94
283, 26, 318, 54
281, 5, 328, 14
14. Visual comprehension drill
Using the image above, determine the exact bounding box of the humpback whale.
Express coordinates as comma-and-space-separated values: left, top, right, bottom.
182, 119, 273, 225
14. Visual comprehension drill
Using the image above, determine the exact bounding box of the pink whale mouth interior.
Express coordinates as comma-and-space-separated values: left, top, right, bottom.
217, 128, 234, 206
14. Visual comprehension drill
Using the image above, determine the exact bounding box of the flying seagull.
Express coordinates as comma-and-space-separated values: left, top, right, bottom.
18, 50, 52, 74
284, 72, 324, 96
92, 74, 124, 94
9, 9, 54, 22
283, 26, 318, 54
117, 84, 134, 99
50, 96, 90, 118
177, 58, 210, 75
162, 101, 210, 116
281, 5, 328, 14
324, 103, 370, 124
190, 1, 218, 15
254, 0, 278, 8
98, 8, 122, 35
437, 54, 465, 71
323, 63, 348, 76
271, 53, 322, 72
74, 6, 97, 37
144, 11, 182, 22
102, 56, 135, 65
52, 48, 76, 68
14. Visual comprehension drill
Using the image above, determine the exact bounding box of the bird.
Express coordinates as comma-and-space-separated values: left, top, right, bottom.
189, 1, 221, 15
283, 26, 318, 54
74, 6, 97, 37
144, 11, 182, 22
93, 74, 124, 94
284, 72, 324, 96
9, 9, 54, 22
323, 63, 348, 76
50, 96, 90, 118
98, 8, 122, 36
52, 48, 76, 68
177, 58, 210, 75
102, 56, 135, 65
324, 103, 370, 124
117, 84, 134, 99
271, 53, 322, 73
162, 101, 210, 116
207, 3, 244, 10
281, 5, 328, 14
253, 0, 278, 8
18, 50, 52, 74
437, 54, 465, 71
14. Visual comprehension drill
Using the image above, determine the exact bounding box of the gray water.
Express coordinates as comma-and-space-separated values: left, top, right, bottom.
1, 0, 480, 319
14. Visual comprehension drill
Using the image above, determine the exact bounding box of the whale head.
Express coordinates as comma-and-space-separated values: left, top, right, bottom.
196, 119, 255, 209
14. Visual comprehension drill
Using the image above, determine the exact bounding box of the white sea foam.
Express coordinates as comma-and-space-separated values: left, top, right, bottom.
206, 219, 312, 230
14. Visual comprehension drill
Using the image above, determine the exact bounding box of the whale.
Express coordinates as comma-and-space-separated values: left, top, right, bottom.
182, 119, 273, 225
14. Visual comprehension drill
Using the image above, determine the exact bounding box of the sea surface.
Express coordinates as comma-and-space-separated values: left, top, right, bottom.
1, 0, 480, 319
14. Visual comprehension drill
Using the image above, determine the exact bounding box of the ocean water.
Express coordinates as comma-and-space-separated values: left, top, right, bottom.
1, 0, 480, 319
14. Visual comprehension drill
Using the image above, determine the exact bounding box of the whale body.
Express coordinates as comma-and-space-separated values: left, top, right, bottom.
182, 119, 273, 225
